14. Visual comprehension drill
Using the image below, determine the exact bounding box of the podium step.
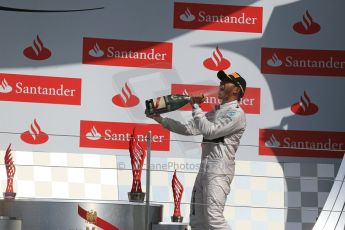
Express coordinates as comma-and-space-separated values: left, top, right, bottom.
152, 222, 189, 230
0, 199, 162, 230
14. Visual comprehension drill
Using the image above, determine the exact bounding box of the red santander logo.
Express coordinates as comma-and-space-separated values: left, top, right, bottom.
112, 82, 139, 108
23, 35, 51, 60
83, 37, 173, 69
88, 43, 104, 58
291, 91, 318, 115
261, 48, 345, 77
0, 78, 12, 93
293, 10, 320, 34
21, 119, 49, 144
0, 73, 81, 105
80, 121, 170, 151
259, 129, 345, 158
171, 84, 260, 114
174, 2, 263, 33
203, 47, 231, 71
85, 126, 102, 141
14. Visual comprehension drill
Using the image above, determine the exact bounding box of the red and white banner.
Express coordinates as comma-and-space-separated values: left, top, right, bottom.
0, 73, 81, 105
80, 120, 170, 151
261, 48, 345, 77
171, 84, 260, 114
82, 37, 173, 69
0, 1, 344, 163
174, 2, 263, 33
259, 129, 345, 158
78, 205, 119, 230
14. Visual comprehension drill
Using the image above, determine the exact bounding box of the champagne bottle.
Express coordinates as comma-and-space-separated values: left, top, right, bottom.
145, 94, 191, 115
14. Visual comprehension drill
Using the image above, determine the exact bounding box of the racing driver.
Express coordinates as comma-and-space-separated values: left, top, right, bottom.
147, 70, 247, 230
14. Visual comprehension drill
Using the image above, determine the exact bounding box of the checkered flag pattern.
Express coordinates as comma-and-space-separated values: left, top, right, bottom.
0, 150, 118, 200
284, 162, 337, 230
0, 148, 340, 230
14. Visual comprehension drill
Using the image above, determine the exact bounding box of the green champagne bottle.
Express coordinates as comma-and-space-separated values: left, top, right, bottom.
145, 94, 191, 115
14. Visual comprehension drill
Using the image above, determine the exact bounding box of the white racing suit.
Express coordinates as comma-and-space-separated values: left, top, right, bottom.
160, 100, 246, 230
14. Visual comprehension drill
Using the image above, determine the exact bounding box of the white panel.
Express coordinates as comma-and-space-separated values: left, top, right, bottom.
335, 208, 345, 230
